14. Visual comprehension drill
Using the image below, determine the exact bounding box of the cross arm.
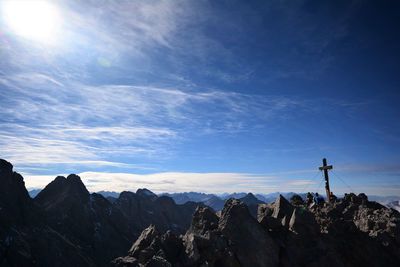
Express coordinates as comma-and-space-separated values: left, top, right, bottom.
319, 165, 333, 171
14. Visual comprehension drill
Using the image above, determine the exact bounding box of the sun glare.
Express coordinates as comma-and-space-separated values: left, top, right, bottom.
1, 0, 62, 45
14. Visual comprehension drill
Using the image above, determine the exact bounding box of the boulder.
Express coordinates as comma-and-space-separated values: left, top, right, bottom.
183, 206, 238, 267
272, 195, 295, 221
219, 199, 279, 267
128, 225, 161, 264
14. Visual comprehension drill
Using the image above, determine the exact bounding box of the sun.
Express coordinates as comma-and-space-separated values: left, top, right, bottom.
1, 0, 62, 45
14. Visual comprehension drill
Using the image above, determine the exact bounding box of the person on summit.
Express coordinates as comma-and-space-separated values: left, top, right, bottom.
329, 191, 337, 202
306, 192, 313, 206
314, 193, 325, 205
313, 193, 320, 205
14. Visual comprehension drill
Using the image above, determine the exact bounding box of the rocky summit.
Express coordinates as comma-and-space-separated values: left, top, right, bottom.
113, 194, 400, 267
1, 159, 400, 266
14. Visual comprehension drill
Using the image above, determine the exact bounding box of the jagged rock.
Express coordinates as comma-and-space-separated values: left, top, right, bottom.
114, 192, 400, 267
353, 200, 400, 244
288, 208, 319, 235
259, 215, 283, 231
122, 225, 184, 266
183, 206, 238, 267
111, 256, 139, 267
272, 194, 295, 221
257, 203, 272, 217
255, 200, 289, 232
290, 194, 304, 206
219, 199, 279, 267
189, 206, 219, 235
160, 231, 183, 264
128, 225, 160, 261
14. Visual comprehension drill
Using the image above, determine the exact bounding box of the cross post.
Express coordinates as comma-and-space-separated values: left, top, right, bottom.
319, 158, 333, 203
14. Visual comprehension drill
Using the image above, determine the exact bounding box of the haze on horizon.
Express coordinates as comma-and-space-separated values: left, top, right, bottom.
0, 0, 399, 196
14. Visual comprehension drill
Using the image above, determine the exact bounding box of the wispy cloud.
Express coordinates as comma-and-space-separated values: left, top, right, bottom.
0, 70, 305, 170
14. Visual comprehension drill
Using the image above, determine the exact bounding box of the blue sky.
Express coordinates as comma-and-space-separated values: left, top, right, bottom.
0, 0, 399, 195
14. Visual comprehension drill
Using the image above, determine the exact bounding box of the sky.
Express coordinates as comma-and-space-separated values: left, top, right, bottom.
0, 0, 399, 196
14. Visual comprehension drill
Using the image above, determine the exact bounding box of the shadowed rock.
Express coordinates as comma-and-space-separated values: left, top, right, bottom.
219, 199, 279, 267
272, 194, 295, 221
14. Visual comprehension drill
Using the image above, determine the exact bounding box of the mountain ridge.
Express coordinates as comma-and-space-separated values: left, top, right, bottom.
3, 158, 399, 266
0, 159, 201, 266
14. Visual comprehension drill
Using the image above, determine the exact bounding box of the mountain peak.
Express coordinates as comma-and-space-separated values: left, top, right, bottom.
67, 173, 81, 181
240, 192, 264, 205
0, 159, 32, 225
0, 158, 13, 173
136, 188, 157, 199
35, 174, 89, 208
66, 174, 89, 195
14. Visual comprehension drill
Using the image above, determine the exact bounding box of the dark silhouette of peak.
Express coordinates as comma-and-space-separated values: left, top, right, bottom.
0, 159, 201, 266
0, 158, 13, 173
35, 174, 89, 209
0, 158, 33, 226
35, 176, 66, 205
67, 174, 90, 195
136, 188, 157, 199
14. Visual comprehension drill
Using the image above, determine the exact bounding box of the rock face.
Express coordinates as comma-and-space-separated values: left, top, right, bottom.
113, 200, 279, 267
0, 159, 200, 267
219, 199, 279, 267
115, 193, 400, 267
0, 159, 33, 226
34, 175, 133, 266
0, 159, 93, 267
114, 191, 200, 237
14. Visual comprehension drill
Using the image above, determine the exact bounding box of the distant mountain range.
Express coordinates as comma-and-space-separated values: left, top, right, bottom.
29, 189, 400, 212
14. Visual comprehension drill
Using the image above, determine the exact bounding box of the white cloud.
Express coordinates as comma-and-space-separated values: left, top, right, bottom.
285, 179, 317, 186
0, 125, 175, 168
0, 70, 303, 169
23, 171, 280, 194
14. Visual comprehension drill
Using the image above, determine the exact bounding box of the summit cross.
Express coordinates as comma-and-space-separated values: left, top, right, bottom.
319, 158, 333, 203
